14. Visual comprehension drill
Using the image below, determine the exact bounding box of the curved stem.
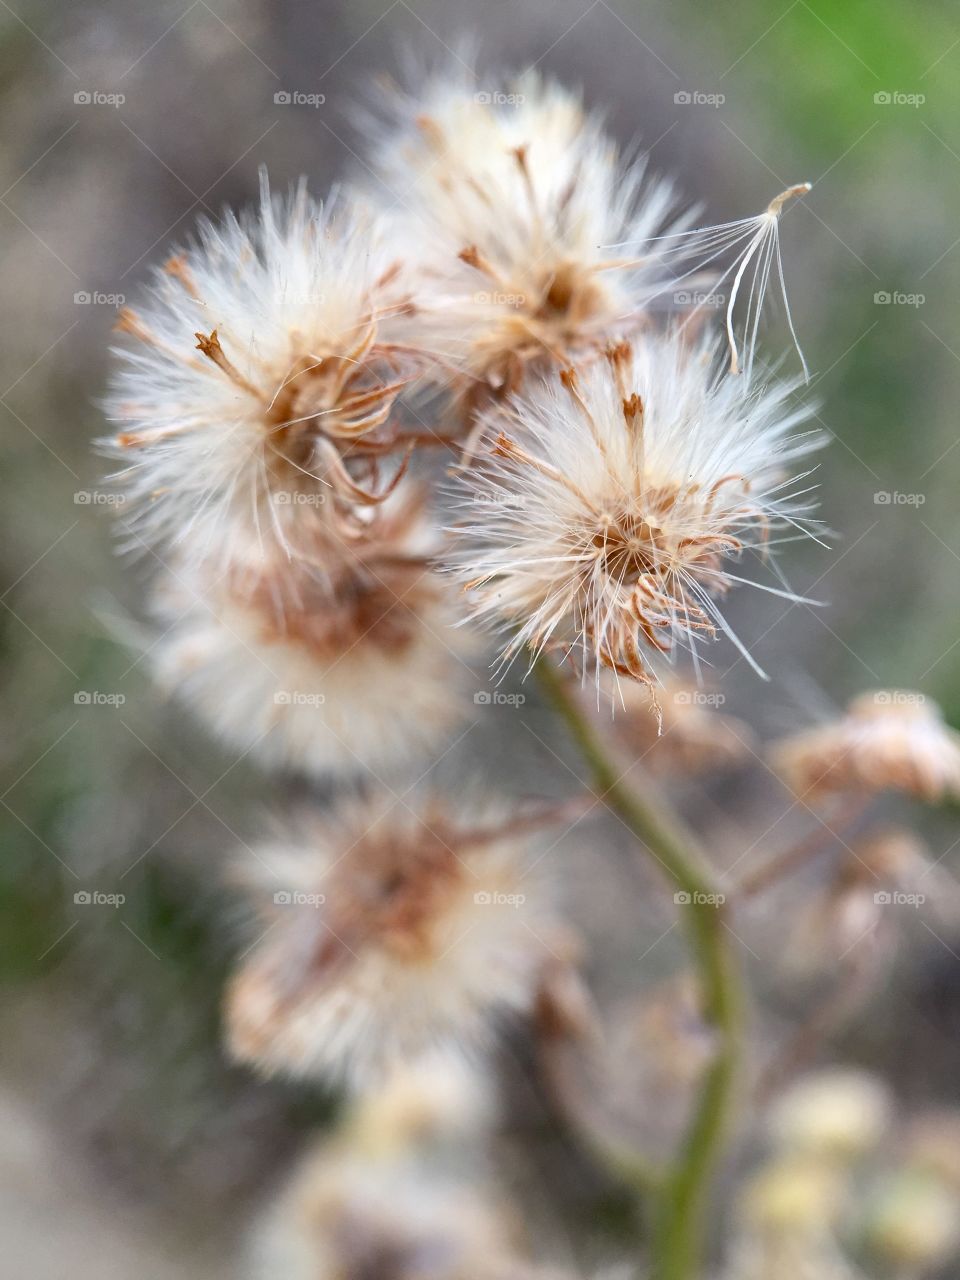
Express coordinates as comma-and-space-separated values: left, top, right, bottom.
736, 794, 871, 900
538, 1031, 665, 1196
535, 660, 744, 1280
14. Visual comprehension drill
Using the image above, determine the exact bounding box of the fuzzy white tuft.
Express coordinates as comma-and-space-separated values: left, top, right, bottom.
104, 171, 414, 572
449, 333, 823, 691
149, 495, 473, 780
224, 793, 564, 1088
359, 62, 691, 390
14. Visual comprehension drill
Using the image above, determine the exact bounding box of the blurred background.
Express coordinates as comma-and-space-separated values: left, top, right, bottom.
1, 0, 959, 1275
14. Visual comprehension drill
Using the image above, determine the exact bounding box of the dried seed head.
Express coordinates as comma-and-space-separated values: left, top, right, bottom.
450, 333, 821, 691
224, 792, 567, 1087
778, 871, 894, 984
847, 827, 930, 883
769, 818, 959, 987
104, 171, 417, 570
150, 492, 472, 780
774, 691, 960, 803
361, 62, 690, 393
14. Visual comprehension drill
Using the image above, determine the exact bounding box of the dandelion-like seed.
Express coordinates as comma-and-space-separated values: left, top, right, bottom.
451, 334, 821, 693
361, 63, 689, 399
104, 171, 421, 570
608, 181, 812, 382
774, 691, 960, 802
151, 491, 471, 779
225, 793, 567, 1087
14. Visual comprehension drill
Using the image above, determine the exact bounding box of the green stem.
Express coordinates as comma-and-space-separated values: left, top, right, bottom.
535, 660, 743, 1280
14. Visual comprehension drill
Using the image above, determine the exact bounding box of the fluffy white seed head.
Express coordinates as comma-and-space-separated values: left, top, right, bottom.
104, 171, 415, 573
224, 792, 566, 1088
360, 62, 689, 393
450, 334, 822, 691
149, 490, 473, 780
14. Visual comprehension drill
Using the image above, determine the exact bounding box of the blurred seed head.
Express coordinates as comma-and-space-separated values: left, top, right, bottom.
766, 1069, 892, 1161
360, 59, 690, 395
740, 1154, 849, 1234
863, 1169, 960, 1272
150, 489, 473, 779
249, 1137, 516, 1280
225, 792, 568, 1087
903, 1111, 960, 1189
721, 1230, 867, 1280
346, 1050, 494, 1158
774, 690, 960, 803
